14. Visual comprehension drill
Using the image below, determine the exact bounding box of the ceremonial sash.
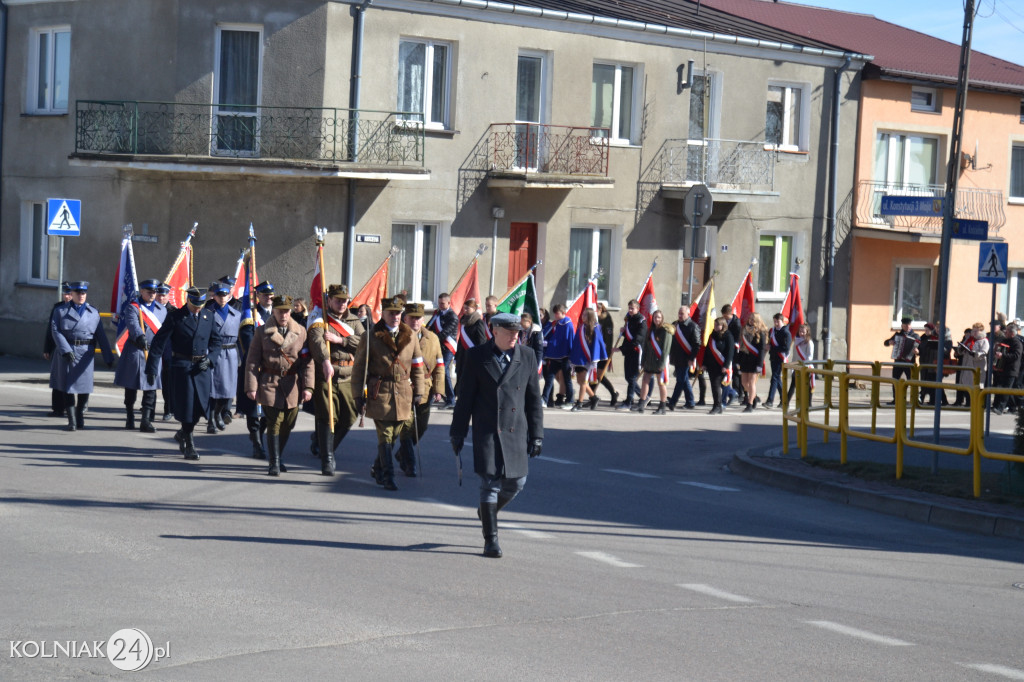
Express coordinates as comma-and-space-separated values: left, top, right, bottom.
484, 322, 493, 340
769, 328, 778, 347
623, 324, 634, 343
138, 303, 163, 335
430, 313, 443, 334
742, 334, 759, 355
326, 316, 354, 337
459, 324, 475, 350
674, 323, 693, 354
794, 341, 815, 389
708, 339, 732, 383
648, 332, 663, 359
444, 335, 458, 354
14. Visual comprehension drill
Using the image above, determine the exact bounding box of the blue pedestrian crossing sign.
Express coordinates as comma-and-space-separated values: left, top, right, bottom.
978, 241, 1008, 284
46, 198, 81, 237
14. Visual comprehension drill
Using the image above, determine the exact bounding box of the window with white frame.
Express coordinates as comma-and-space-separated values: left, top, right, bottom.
591, 62, 637, 144
757, 233, 794, 297
569, 226, 616, 303
214, 26, 262, 155
390, 222, 439, 303
1011, 144, 1024, 199
28, 27, 71, 114
910, 87, 937, 113
20, 202, 60, 285
397, 39, 451, 129
765, 83, 805, 151
1008, 270, 1024, 321
892, 265, 932, 325
686, 71, 719, 182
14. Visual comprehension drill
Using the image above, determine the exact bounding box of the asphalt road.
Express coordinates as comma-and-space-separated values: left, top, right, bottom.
1, 366, 1022, 680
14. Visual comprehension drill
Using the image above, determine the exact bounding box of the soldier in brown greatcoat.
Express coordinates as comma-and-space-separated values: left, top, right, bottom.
395, 302, 446, 477
244, 295, 315, 476
307, 284, 365, 475
352, 296, 426, 491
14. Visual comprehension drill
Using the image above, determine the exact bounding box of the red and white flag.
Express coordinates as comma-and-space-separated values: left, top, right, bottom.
306, 243, 325, 329
780, 273, 805, 339
565, 278, 598, 332
730, 269, 756, 326
229, 252, 248, 300
163, 245, 193, 309
351, 258, 389, 324
449, 259, 481, 316
636, 273, 657, 323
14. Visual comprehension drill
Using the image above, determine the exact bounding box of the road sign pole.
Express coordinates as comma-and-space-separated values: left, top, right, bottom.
56, 237, 65, 303
986, 284, 995, 438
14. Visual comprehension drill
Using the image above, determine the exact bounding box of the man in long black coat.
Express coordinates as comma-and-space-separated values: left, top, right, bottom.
450, 312, 544, 558
146, 287, 222, 460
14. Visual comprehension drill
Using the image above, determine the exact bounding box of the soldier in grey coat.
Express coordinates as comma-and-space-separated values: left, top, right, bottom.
204, 280, 242, 434
450, 312, 544, 558
113, 279, 167, 432
50, 281, 114, 431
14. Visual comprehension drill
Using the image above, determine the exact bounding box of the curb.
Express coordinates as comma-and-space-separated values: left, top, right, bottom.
730, 450, 1024, 542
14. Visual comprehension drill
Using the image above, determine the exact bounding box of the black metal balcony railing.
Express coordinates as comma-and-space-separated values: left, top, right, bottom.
74, 100, 425, 167
486, 123, 610, 176
852, 180, 1005, 233
659, 138, 776, 192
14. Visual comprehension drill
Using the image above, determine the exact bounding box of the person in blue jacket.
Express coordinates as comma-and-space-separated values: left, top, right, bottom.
569, 308, 608, 411
544, 303, 575, 409
50, 281, 114, 431
204, 280, 242, 434
114, 279, 168, 432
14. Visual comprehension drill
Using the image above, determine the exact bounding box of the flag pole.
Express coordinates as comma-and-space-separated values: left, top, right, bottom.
162, 222, 198, 304
315, 226, 334, 434
248, 224, 258, 329
451, 243, 488, 296
496, 259, 543, 304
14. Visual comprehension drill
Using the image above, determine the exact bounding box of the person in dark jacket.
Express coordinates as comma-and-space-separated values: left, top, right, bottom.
428, 292, 460, 408
450, 313, 544, 559
992, 323, 1023, 414
635, 309, 673, 414
518, 312, 544, 366
918, 322, 952, 407
204, 280, 243, 433
615, 299, 647, 410
50, 281, 115, 431
668, 305, 700, 410
592, 302, 619, 406
884, 316, 920, 405
722, 304, 744, 401
703, 317, 735, 415
145, 287, 223, 460
43, 282, 73, 417
764, 313, 792, 408
456, 298, 490, 395
737, 312, 769, 412
155, 284, 176, 421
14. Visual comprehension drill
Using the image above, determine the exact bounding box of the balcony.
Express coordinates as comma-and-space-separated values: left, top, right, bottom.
70, 100, 429, 180
655, 139, 778, 202
850, 180, 1005, 236
483, 123, 613, 189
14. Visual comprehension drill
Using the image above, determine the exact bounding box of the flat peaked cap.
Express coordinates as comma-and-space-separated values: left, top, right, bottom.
404, 302, 425, 318
271, 294, 293, 310
139, 279, 161, 290
255, 281, 275, 294
382, 296, 406, 312
327, 284, 350, 299
490, 312, 520, 329
68, 281, 89, 291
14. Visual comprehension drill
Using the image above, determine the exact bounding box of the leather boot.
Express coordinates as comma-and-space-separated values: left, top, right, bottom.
125, 406, 135, 430
267, 434, 281, 476
248, 417, 266, 459
397, 439, 417, 477
310, 430, 320, 458
183, 432, 200, 460
480, 502, 502, 558
75, 397, 88, 429
64, 406, 77, 432
140, 408, 156, 433
373, 442, 397, 490
653, 401, 667, 415
214, 400, 227, 431
174, 429, 185, 453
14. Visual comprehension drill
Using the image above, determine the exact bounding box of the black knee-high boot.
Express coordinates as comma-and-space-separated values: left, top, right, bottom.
247, 416, 266, 459
480, 502, 502, 558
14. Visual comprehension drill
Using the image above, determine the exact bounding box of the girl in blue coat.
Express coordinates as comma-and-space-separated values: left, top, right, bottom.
569, 308, 608, 411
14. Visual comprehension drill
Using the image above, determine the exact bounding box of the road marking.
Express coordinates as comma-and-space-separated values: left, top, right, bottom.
575, 551, 643, 568
676, 583, 755, 603
536, 455, 577, 464
960, 664, 1024, 680
602, 468, 660, 479
418, 498, 466, 513
678, 481, 741, 492
502, 522, 555, 539
805, 620, 913, 646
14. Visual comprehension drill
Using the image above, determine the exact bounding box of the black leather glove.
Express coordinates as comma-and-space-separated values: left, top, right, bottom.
196, 357, 211, 372
528, 438, 543, 458
133, 335, 148, 351
451, 436, 464, 455
62, 352, 75, 364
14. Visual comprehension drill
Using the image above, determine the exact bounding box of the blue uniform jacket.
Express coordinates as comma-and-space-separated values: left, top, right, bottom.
49, 302, 114, 394
545, 317, 575, 359
114, 300, 168, 391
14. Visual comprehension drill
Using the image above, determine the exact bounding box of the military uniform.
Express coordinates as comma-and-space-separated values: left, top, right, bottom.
307, 284, 365, 475
49, 281, 115, 430
396, 303, 446, 477
244, 295, 315, 476
113, 279, 168, 432
145, 287, 222, 460
205, 281, 243, 434
44, 282, 72, 416
352, 297, 426, 491
238, 281, 274, 457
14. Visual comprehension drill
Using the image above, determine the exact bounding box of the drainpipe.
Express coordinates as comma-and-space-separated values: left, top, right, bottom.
0, 2, 8, 267
823, 54, 851, 361
344, 0, 372, 290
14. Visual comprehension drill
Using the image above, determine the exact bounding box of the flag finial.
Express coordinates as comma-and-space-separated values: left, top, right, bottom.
314, 225, 328, 244
123, 223, 133, 237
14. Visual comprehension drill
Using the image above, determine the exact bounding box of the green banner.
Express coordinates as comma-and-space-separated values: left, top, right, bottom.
497, 273, 541, 325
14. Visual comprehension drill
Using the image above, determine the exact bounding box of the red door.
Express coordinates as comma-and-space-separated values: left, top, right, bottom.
508, 222, 537, 287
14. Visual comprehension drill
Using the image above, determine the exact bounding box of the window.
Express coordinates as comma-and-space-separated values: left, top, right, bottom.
757, 233, 793, 297
1011, 144, 1024, 200
765, 84, 805, 151
397, 39, 450, 129
214, 27, 262, 155
569, 227, 614, 302
1019, 98, 1024, 123
911, 87, 937, 113
592, 62, 637, 144
20, 202, 60, 285
873, 132, 941, 220
391, 222, 439, 303
892, 266, 932, 325
28, 27, 70, 114
1008, 270, 1024, 321
514, 52, 547, 170
686, 71, 716, 182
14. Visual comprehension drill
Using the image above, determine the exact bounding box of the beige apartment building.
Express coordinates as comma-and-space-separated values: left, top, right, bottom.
0, 0, 866, 357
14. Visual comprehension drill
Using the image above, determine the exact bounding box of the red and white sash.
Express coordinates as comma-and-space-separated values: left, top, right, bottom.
794, 341, 815, 389
648, 332, 663, 359
459, 324, 475, 350
742, 334, 759, 355
674, 323, 693, 354
326, 315, 354, 338
709, 339, 732, 383
138, 303, 163, 335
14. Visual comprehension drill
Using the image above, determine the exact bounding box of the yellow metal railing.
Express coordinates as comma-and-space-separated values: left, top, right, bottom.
781, 362, 1021, 498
